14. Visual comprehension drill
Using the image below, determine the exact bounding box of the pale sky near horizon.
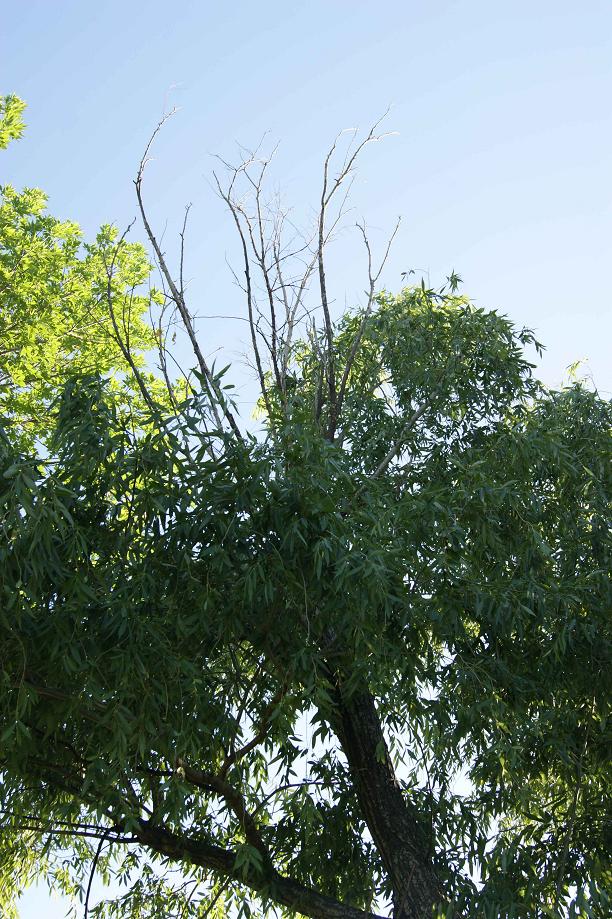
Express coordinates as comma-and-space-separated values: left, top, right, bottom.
2, 1, 611, 916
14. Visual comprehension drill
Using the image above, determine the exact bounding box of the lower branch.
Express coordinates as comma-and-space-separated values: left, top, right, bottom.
136, 820, 386, 919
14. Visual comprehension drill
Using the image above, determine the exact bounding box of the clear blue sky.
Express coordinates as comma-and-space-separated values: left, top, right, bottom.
3, 1, 611, 915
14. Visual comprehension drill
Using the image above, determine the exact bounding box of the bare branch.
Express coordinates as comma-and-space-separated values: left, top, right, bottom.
135, 115, 242, 440
248, 158, 284, 394
213, 170, 275, 426
317, 112, 394, 436
179, 202, 191, 299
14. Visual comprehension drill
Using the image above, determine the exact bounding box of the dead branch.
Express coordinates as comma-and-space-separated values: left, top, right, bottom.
135, 113, 242, 440
317, 112, 394, 431
213, 169, 275, 426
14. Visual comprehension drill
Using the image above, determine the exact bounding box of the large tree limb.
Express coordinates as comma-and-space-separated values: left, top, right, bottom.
136, 819, 386, 919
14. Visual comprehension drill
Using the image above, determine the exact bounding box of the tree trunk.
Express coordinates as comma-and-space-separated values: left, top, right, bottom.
332, 682, 440, 918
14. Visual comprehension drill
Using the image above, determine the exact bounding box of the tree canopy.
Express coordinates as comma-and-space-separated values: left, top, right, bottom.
1, 98, 610, 919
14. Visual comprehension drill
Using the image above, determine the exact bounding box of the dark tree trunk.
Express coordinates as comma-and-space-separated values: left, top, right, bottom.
332, 682, 440, 919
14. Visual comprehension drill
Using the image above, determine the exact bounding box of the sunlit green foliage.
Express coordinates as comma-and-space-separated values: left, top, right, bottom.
1, 97, 610, 918
0, 98, 170, 450
0, 95, 26, 150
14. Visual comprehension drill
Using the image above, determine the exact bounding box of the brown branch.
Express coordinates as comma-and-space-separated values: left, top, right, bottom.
0, 811, 121, 837
179, 203, 191, 299
151, 300, 180, 415
249, 157, 284, 395
178, 761, 270, 863
136, 819, 385, 919
317, 144, 338, 415
2, 822, 132, 844
274, 237, 318, 389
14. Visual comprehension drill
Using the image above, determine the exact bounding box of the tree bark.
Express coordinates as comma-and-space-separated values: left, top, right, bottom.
332, 683, 440, 919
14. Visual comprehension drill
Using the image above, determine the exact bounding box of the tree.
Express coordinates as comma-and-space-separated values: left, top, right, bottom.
1, 99, 610, 919
0, 104, 175, 452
